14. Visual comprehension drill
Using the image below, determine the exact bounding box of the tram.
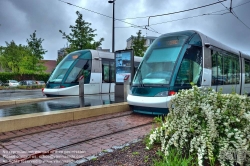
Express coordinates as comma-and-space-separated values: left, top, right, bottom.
127, 30, 250, 115
44, 49, 142, 96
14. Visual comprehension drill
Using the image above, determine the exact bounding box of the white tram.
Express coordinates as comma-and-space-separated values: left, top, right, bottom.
44, 49, 142, 96
127, 30, 250, 115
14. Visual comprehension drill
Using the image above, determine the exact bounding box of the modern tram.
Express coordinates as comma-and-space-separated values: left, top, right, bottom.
44, 49, 142, 96
127, 30, 250, 115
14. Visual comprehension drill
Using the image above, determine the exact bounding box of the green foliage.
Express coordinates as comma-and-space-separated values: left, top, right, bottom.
132, 151, 140, 156
0, 41, 23, 72
26, 30, 47, 60
0, 72, 19, 82
17, 85, 45, 89
26, 30, 47, 73
91, 157, 97, 161
0, 31, 47, 74
131, 30, 147, 57
153, 148, 195, 166
144, 155, 149, 163
0, 72, 50, 83
59, 11, 104, 55
57, 55, 65, 65
147, 86, 250, 166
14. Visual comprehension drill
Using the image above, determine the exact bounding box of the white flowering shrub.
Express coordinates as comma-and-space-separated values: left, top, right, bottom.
147, 86, 250, 166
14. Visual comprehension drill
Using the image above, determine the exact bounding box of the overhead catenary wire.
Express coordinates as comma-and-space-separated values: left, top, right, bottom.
149, 10, 230, 26
116, 9, 230, 28
116, 0, 250, 28
58, 0, 161, 34
147, 0, 226, 26
217, 0, 250, 30
58, 0, 250, 34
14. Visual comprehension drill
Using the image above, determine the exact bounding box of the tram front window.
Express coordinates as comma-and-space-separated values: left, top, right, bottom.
48, 60, 74, 83
133, 35, 188, 86
65, 59, 92, 83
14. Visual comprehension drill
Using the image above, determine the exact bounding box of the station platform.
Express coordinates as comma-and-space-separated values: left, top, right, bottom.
0, 90, 154, 165
0, 110, 153, 166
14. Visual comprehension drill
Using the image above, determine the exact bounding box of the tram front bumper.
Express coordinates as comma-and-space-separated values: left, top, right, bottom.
127, 94, 173, 115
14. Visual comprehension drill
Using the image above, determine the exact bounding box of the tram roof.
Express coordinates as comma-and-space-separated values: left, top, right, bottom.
89, 49, 142, 62
159, 30, 250, 58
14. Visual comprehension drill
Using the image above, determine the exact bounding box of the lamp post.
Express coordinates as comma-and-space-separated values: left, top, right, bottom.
108, 0, 115, 53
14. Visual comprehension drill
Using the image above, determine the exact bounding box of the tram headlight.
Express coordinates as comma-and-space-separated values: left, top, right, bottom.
155, 91, 176, 97
155, 91, 169, 97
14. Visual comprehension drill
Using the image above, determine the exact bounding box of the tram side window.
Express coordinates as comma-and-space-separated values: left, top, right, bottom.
175, 45, 202, 86
245, 60, 250, 84
102, 60, 115, 83
211, 50, 240, 85
102, 61, 110, 83
110, 62, 115, 83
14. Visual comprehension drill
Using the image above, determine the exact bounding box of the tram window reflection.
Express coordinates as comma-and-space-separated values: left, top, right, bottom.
175, 45, 202, 86
65, 59, 91, 83
245, 60, 250, 84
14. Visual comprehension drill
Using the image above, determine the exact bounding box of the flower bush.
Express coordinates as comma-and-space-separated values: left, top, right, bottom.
147, 86, 250, 166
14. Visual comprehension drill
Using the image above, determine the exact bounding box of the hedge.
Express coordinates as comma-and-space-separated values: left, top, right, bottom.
0, 72, 50, 83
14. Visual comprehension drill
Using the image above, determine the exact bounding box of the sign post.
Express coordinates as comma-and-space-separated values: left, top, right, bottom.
123, 75, 130, 102
114, 49, 134, 101
79, 76, 85, 107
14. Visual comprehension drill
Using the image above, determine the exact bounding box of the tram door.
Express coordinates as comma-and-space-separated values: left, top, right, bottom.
211, 50, 241, 94
101, 60, 115, 93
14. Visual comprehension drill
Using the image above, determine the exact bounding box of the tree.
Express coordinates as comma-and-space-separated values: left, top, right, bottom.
131, 30, 147, 57
0, 31, 47, 74
59, 11, 104, 54
26, 30, 47, 72
0, 41, 23, 73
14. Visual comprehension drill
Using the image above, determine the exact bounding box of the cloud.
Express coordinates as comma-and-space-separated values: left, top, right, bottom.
0, 0, 249, 60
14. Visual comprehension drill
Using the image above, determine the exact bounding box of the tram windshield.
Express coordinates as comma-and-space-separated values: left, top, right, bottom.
48, 51, 86, 83
133, 35, 188, 86
65, 59, 91, 83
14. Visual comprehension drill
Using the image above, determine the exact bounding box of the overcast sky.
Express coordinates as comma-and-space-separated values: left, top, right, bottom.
0, 0, 249, 60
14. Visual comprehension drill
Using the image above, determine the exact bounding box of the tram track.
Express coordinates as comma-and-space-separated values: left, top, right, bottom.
0, 111, 133, 143
0, 118, 153, 166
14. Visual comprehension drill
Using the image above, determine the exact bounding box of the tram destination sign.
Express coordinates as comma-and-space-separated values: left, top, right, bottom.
115, 49, 134, 84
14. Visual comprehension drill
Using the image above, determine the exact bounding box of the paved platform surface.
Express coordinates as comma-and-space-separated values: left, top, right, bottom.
0, 111, 154, 166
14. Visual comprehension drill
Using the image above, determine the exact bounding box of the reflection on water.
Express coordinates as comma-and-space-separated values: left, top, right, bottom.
0, 93, 124, 117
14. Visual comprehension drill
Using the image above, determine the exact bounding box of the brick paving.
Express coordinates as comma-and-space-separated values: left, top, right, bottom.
0, 111, 154, 166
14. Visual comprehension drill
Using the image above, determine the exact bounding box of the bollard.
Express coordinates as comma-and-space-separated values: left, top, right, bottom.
123, 75, 130, 102
79, 76, 84, 97
79, 76, 85, 107
79, 96, 85, 107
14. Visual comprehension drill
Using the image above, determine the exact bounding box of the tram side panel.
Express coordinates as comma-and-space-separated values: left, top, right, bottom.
202, 45, 212, 87
89, 58, 102, 94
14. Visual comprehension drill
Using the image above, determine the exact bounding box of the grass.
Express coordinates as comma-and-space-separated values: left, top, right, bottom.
153, 148, 196, 166
144, 155, 149, 163
132, 151, 140, 156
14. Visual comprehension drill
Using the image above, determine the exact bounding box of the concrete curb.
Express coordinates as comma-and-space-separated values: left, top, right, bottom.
0, 102, 130, 132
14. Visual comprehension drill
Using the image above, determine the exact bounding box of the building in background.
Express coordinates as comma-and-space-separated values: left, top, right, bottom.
96, 47, 110, 52
126, 36, 157, 49
41, 60, 57, 74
